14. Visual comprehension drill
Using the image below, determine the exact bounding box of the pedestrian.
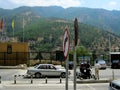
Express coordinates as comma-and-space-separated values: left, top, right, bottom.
95, 60, 101, 80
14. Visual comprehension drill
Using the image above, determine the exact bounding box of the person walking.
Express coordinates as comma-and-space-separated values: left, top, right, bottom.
95, 60, 101, 80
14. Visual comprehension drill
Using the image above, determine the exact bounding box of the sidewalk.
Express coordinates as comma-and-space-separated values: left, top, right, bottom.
76, 78, 112, 84
0, 64, 27, 69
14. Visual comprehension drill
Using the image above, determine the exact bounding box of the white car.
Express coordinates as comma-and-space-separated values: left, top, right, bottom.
94, 60, 106, 69
27, 64, 68, 78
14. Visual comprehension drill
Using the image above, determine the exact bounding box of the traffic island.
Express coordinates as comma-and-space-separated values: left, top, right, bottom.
76, 79, 112, 84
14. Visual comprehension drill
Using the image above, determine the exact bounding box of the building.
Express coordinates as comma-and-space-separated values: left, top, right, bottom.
0, 42, 29, 66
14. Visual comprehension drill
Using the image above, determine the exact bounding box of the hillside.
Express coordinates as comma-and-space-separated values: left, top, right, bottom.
1, 6, 120, 35
20, 6, 120, 35
0, 6, 120, 54
8, 18, 120, 54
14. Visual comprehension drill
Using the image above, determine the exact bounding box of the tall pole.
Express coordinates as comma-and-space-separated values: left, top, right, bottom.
66, 56, 69, 90
73, 45, 77, 90
13, 28, 14, 41
12, 19, 14, 41
23, 18, 25, 42
73, 18, 78, 90
109, 33, 111, 65
63, 28, 70, 90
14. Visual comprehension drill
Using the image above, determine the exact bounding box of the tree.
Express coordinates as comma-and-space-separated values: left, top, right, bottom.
69, 45, 90, 61
76, 46, 90, 57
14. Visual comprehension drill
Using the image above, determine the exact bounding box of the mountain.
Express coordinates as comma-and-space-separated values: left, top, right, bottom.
1, 6, 120, 35
0, 6, 120, 54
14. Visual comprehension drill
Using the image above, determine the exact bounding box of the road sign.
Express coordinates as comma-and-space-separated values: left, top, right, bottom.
63, 28, 70, 60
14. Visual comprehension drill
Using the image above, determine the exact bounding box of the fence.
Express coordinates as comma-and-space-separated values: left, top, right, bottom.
0, 51, 64, 66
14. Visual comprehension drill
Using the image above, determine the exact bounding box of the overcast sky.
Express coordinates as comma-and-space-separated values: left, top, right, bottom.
0, 0, 120, 10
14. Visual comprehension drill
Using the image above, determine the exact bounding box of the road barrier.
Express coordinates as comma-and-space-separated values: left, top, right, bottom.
0, 76, 1, 84
60, 77, 62, 83
44, 77, 62, 84
0, 74, 64, 84
31, 75, 33, 84
45, 77, 47, 84
14, 75, 33, 84
14, 75, 16, 84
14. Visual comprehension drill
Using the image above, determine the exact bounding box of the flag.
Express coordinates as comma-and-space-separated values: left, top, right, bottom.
12, 19, 14, 30
0, 18, 4, 30
74, 18, 78, 46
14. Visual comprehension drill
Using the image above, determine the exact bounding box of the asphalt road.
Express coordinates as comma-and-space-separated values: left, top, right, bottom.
0, 82, 109, 90
0, 69, 26, 81
0, 68, 119, 90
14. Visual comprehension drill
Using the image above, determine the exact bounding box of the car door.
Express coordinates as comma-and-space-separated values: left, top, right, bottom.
47, 65, 60, 76
37, 64, 48, 76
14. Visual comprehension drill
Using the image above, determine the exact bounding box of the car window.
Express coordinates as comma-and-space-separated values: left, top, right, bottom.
38, 65, 47, 69
98, 60, 105, 64
110, 82, 120, 90
115, 85, 120, 89
48, 65, 56, 69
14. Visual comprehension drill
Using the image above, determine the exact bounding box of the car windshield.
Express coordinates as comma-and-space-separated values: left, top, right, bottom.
98, 60, 105, 64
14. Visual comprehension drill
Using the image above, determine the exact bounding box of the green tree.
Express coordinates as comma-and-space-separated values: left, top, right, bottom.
76, 46, 90, 57
69, 45, 90, 61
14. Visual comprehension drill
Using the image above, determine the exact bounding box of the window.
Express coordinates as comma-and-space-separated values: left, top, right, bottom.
38, 65, 47, 69
7, 44, 12, 54
48, 65, 56, 69
111, 83, 120, 89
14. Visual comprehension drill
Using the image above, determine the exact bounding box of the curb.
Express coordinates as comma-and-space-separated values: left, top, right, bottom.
76, 79, 112, 84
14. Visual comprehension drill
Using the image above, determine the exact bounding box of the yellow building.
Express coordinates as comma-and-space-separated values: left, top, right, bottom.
0, 42, 29, 66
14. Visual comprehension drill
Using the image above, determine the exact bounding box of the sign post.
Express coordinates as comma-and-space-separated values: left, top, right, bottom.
73, 18, 78, 90
63, 28, 70, 90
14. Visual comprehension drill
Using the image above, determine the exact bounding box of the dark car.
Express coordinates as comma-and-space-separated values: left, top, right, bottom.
111, 60, 120, 69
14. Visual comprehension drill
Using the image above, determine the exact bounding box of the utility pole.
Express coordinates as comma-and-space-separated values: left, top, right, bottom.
23, 18, 25, 42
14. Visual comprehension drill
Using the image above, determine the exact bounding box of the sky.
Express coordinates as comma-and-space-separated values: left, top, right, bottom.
0, 0, 120, 10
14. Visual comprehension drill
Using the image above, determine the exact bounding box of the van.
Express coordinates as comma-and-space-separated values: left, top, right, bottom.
109, 80, 120, 90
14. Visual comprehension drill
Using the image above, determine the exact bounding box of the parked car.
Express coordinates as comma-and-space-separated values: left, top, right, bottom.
27, 64, 69, 78
109, 80, 120, 90
111, 60, 120, 69
95, 60, 106, 69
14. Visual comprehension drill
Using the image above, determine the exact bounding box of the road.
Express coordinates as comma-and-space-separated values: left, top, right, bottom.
0, 69, 26, 81
0, 83, 109, 90
0, 68, 119, 90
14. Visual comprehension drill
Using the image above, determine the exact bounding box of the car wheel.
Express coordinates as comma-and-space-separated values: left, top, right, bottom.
61, 72, 66, 78
35, 73, 41, 78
